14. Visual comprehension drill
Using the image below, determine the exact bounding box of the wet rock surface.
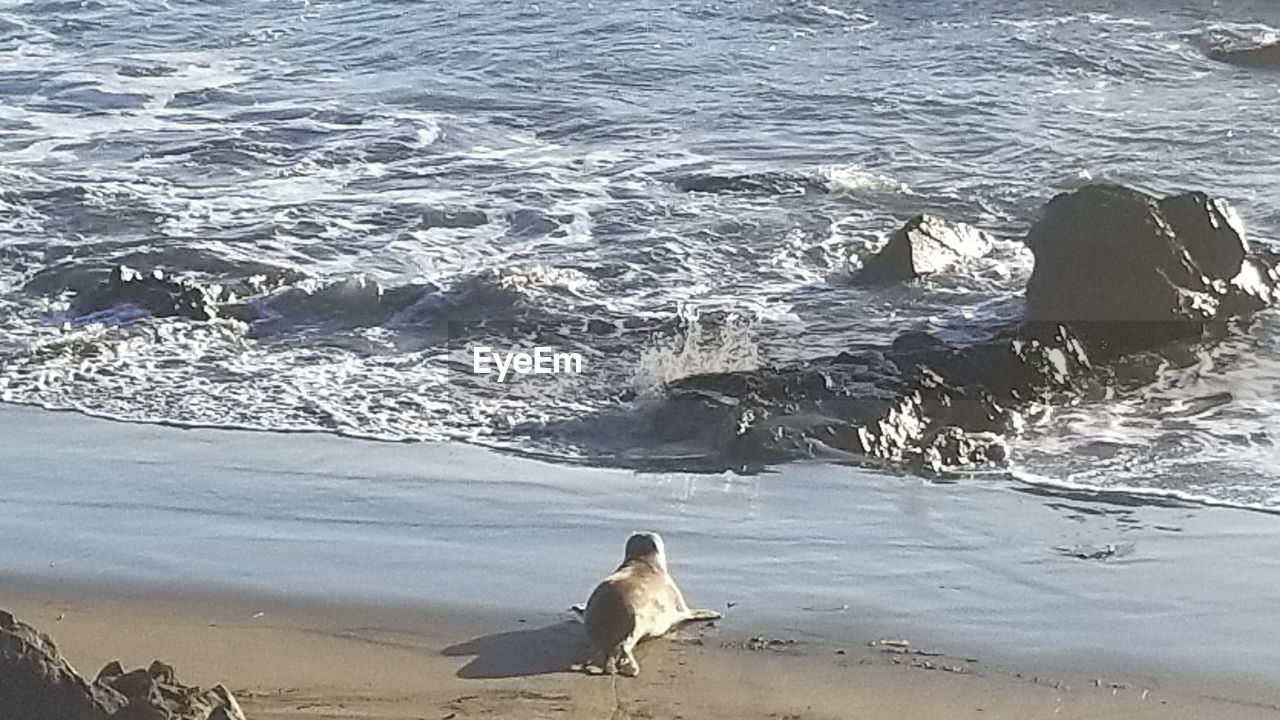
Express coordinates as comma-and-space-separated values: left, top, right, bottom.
1025, 185, 1268, 351
58, 263, 437, 330
673, 170, 828, 196
634, 184, 1277, 472
653, 321, 1094, 472
0, 611, 247, 720
858, 213, 992, 283
70, 265, 223, 322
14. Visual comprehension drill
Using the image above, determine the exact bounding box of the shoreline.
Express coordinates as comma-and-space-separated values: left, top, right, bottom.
4, 402, 1280, 712
5, 579, 1280, 720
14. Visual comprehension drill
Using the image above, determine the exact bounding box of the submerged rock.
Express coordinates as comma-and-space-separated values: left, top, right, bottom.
1207, 40, 1280, 69
71, 265, 222, 322
241, 275, 436, 327
673, 171, 826, 195
858, 214, 992, 283
0, 610, 247, 720
59, 264, 438, 330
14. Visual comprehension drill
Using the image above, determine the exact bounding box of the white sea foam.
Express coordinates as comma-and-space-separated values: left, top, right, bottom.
633, 306, 761, 391
0, 0, 1277, 511
818, 165, 910, 196
1010, 468, 1280, 515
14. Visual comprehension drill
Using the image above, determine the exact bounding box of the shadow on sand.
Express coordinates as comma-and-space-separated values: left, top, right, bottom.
443, 620, 587, 679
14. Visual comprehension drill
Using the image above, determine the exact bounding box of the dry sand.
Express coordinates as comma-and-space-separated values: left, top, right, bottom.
5, 580, 1279, 720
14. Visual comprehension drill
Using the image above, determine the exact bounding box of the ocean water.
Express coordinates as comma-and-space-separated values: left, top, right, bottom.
1, 0, 1279, 509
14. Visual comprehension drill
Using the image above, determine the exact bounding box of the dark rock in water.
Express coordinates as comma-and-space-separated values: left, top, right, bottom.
0, 610, 247, 720
222, 266, 313, 300
58, 262, 435, 329
504, 208, 566, 239
1207, 41, 1280, 69
566, 184, 1276, 474
1025, 184, 1273, 351
673, 171, 826, 196
243, 275, 436, 327
1026, 185, 1208, 326
856, 323, 1091, 469
653, 362, 900, 469
923, 427, 1007, 472
895, 323, 1092, 406
72, 265, 222, 322
418, 207, 488, 230
858, 214, 991, 283
648, 322, 1092, 472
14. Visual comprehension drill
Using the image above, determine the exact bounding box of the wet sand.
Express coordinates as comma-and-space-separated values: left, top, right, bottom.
3, 404, 1280, 716
6, 580, 1280, 720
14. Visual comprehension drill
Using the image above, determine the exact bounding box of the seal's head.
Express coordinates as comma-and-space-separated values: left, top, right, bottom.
623, 531, 667, 570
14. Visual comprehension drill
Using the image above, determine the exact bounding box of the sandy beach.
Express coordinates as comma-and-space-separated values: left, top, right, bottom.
6, 578, 1279, 720
4, 404, 1280, 717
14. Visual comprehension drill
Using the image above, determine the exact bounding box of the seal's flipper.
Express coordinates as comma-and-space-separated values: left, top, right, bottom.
682, 608, 722, 622
571, 648, 608, 675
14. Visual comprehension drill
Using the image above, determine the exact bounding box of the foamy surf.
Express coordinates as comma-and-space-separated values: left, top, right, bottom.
0, 0, 1279, 510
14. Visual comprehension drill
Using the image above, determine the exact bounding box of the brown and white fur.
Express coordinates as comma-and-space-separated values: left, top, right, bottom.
579, 532, 721, 677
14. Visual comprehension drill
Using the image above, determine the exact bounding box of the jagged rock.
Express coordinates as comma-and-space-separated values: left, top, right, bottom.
205, 686, 246, 720
71, 265, 221, 322
95, 656, 247, 720
858, 214, 992, 283
651, 325, 1078, 471
655, 362, 900, 469
1025, 184, 1274, 351
1, 610, 126, 720
642, 319, 1101, 471
893, 324, 1092, 406
95, 661, 126, 683
855, 344, 1025, 469
102, 668, 160, 706
1026, 185, 1210, 325
922, 427, 1007, 472
0, 610, 248, 720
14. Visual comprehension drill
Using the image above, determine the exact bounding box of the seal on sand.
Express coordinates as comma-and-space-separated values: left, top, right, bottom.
579, 531, 721, 676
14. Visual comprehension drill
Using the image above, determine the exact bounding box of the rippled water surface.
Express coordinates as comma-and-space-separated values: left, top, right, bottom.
1, 0, 1279, 508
